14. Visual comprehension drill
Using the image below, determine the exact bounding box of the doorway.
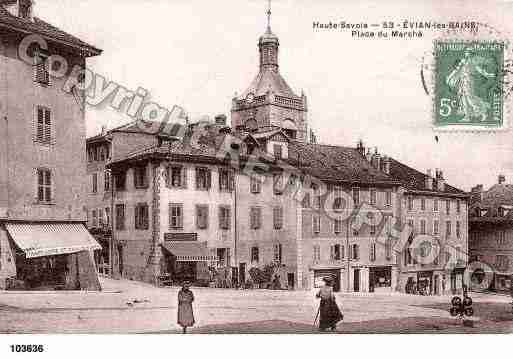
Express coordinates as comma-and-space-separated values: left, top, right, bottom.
117, 244, 124, 276
354, 269, 360, 292
287, 273, 295, 289
239, 262, 246, 287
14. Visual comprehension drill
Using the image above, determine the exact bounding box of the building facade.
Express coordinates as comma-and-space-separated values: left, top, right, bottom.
0, 1, 102, 290
389, 163, 469, 295
469, 175, 513, 293
85, 12, 469, 295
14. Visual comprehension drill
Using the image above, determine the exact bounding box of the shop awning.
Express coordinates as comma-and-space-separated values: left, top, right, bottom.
5, 222, 102, 258
161, 241, 217, 262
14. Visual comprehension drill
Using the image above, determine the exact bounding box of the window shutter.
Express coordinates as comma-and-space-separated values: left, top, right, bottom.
348, 245, 353, 260
218, 170, 223, 191
207, 169, 211, 189
44, 108, 51, 143
181, 167, 187, 189
330, 245, 334, 260
229, 171, 235, 192
226, 207, 231, 230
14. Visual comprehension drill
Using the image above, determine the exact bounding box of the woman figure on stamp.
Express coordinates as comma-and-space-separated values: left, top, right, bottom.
446, 49, 496, 122
177, 281, 195, 334
315, 277, 343, 332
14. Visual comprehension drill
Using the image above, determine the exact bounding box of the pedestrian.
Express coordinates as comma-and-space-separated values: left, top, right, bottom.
315, 277, 343, 332
177, 281, 195, 334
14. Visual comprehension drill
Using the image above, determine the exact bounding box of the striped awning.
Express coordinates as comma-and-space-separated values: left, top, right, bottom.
161, 241, 217, 262
5, 222, 102, 258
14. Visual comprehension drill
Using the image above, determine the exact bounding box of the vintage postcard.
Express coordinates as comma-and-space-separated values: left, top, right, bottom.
1, 0, 513, 355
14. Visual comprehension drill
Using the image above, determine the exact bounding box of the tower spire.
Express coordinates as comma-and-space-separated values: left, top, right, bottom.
266, 0, 272, 31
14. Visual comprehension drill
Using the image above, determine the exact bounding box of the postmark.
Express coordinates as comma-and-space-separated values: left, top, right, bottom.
434, 41, 504, 127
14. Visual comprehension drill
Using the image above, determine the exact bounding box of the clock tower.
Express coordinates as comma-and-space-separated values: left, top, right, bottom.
231, 2, 308, 142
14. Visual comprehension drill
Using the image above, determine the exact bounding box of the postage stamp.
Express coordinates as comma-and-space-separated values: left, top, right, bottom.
434, 40, 505, 128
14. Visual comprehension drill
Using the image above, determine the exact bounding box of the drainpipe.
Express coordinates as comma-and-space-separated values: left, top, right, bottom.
346, 213, 350, 292
109, 167, 114, 278
233, 171, 238, 286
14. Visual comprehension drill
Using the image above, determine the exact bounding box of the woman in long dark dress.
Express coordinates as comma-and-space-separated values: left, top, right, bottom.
316, 277, 343, 331
177, 281, 195, 333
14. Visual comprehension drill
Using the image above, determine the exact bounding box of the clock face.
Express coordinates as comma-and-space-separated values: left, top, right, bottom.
246, 92, 255, 103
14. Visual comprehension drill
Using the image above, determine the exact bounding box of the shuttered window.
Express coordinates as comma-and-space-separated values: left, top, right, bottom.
250, 207, 262, 229
135, 203, 149, 230
167, 165, 187, 188
219, 168, 234, 192
219, 206, 231, 230
196, 205, 209, 230
196, 167, 211, 190
36, 168, 52, 202
34, 52, 50, 85
115, 204, 125, 230
35, 106, 51, 144
250, 175, 261, 194
273, 206, 283, 230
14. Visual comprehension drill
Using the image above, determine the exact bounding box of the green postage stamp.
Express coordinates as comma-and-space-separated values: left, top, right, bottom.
434, 41, 505, 129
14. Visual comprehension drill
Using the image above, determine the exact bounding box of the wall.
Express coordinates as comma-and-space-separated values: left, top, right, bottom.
299, 185, 398, 291
0, 31, 88, 222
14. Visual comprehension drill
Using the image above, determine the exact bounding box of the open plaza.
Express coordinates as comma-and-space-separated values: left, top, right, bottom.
0, 277, 511, 334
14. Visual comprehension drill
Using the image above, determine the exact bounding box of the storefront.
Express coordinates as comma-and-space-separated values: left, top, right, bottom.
494, 273, 512, 293
369, 266, 392, 293
2, 221, 102, 291
161, 240, 217, 286
417, 271, 434, 295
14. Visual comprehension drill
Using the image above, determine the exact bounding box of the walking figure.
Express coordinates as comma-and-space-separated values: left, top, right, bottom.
177, 281, 195, 334
315, 277, 343, 331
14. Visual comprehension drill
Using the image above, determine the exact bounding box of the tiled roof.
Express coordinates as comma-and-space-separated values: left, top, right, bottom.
286, 142, 399, 185
240, 68, 299, 99
0, 7, 101, 55
469, 183, 513, 221
388, 158, 467, 196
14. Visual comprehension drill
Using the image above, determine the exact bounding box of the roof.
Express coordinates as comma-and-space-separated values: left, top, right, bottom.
0, 7, 101, 56
469, 183, 513, 222
86, 120, 187, 144
240, 67, 299, 99
388, 158, 467, 197
287, 142, 399, 185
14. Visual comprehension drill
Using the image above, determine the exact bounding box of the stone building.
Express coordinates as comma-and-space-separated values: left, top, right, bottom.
85, 9, 469, 294
389, 162, 469, 295
469, 175, 513, 293
0, 1, 102, 290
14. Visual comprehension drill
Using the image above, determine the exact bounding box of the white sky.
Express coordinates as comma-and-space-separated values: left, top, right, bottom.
32, 0, 513, 191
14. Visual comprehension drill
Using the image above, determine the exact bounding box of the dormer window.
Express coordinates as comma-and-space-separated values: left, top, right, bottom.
283, 128, 297, 139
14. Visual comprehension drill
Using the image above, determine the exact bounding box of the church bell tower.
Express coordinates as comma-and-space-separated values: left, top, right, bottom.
231, 1, 308, 142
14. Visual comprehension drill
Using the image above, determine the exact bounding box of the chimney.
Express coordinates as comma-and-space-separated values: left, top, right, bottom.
356, 139, 365, 156
470, 184, 484, 205
365, 148, 372, 162
370, 147, 381, 169
382, 155, 391, 174
215, 114, 227, 126
498, 174, 506, 185
425, 169, 433, 190
436, 169, 445, 191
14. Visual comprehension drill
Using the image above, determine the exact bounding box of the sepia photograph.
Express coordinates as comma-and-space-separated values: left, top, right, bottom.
0, 0, 513, 355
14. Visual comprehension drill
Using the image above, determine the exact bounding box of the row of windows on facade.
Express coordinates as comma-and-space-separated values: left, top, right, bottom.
407, 196, 462, 215
406, 218, 463, 238
249, 244, 283, 263
311, 243, 389, 262
93, 204, 285, 231
469, 230, 509, 246
402, 244, 463, 266
96, 166, 394, 211
87, 144, 111, 163
311, 213, 394, 236
469, 254, 510, 271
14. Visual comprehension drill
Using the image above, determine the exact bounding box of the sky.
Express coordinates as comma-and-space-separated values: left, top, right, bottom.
32, 0, 513, 191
